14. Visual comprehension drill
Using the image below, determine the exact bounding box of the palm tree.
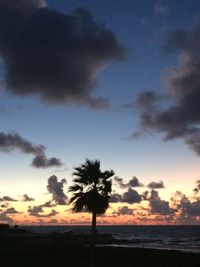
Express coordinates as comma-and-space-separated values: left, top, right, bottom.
69, 159, 114, 267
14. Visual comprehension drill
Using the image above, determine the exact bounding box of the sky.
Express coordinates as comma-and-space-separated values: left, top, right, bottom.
0, 0, 200, 225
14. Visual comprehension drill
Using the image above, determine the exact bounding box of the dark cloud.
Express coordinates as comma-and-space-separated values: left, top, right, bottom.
112, 175, 143, 204
28, 205, 58, 217
28, 205, 43, 216
0, 206, 19, 224
114, 176, 143, 189
142, 190, 149, 201
47, 175, 67, 205
0, 132, 43, 153
3, 207, 19, 214
128, 177, 144, 187
122, 188, 142, 204
134, 20, 200, 156
149, 190, 175, 215
181, 199, 200, 216
27, 199, 56, 218
25, 179, 63, 217
114, 206, 134, 216
32, 155, 62, 168
47, 209, 59, 217
147, 181, 165, 189
0, 0, 46, 10
163, 30, 187, 53
110, 187, 142, 204
113, 176, 127, 189
0, 213, 14, 224
172, 191, 200, 217
0, 1, 124, 109
193, 179, 200, 194
1, 203, 9, 208
135, 91, 161, 114
0, 132, 62, 168
131, 91, 165, 139
22, 194, 35, 202
109, 192, 122, 203
0, 196, 17, 202
42, 200, 56, 208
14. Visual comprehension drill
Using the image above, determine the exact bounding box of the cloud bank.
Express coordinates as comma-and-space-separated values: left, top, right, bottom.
0, 0, 124, 109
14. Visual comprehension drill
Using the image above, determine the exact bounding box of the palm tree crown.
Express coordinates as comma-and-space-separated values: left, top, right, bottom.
69, 159, 114, 215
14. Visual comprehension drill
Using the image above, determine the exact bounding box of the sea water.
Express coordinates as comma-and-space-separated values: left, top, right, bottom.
22, 225, 200, 253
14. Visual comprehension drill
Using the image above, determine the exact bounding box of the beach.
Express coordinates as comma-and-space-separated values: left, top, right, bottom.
0, 235, 200, 267
23, 225, 200, 253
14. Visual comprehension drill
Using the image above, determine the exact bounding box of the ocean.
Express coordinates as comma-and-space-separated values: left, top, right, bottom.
22, 225, 200, 253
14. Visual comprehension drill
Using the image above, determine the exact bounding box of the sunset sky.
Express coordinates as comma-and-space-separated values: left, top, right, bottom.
0, 0, 200, 225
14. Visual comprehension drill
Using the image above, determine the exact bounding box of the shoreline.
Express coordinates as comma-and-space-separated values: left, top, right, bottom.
0, 235, 200, 267
2, 224, 200, 254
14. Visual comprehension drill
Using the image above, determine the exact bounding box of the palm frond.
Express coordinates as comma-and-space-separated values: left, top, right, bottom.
103, 180, 112, 194
69, 192, 84, 204
69, 159, 115, 214
68, 184, 83, 193
103, 170, 115, 179
71, 194, 87, 212
73, 177, 89, 185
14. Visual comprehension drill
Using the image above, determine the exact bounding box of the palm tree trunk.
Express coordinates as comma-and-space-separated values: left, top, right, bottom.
90, 212, 96, 267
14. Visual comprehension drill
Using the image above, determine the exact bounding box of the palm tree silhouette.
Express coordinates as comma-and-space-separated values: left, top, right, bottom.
69, 159, 114, 267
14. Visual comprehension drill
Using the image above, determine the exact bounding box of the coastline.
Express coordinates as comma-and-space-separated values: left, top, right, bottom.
0, 235, 200, 267
22, 224, 200, 254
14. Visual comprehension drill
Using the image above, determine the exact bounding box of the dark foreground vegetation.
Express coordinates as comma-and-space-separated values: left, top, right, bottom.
0, 235, 200, 267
